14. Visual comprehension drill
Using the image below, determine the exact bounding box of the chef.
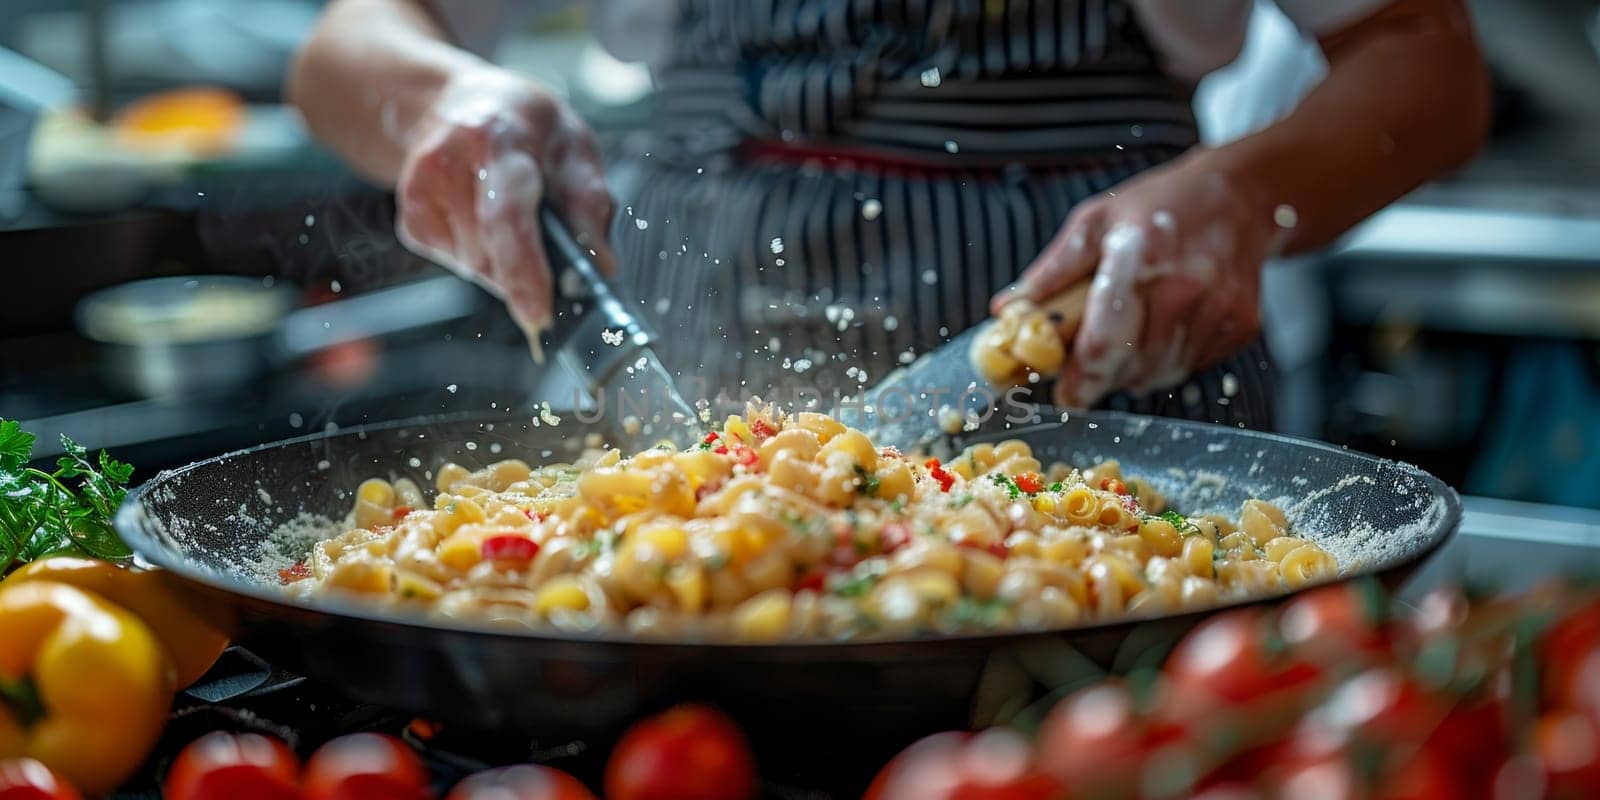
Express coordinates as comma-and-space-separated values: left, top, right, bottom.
287, 0, 1488, 427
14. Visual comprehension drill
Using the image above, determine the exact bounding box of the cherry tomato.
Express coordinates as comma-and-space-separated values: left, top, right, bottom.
604, 705, 757, 800
1273, 755, 1359, 800
446, 765, 595, 800
164, 732, 302, 800
1293, 669, 1442, 758
865, 729, 1059, 800
302, 733, 431, 800
1542, 600, 1600, 711
0, 759, 81, 800
1278, 582, 1388, 663
1188, 784, 1264, 800
1034, 682, 1146, 790
1374, 744, 1464, 800
1164, 610, 1320, 720
1534, 709, 1600, 799
1424, 691, 1511, 789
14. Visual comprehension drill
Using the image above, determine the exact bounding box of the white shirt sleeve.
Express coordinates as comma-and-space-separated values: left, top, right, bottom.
1271, 0, 1395, 35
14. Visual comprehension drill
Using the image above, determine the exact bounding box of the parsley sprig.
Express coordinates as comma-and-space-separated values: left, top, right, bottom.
0, 420, 134, 573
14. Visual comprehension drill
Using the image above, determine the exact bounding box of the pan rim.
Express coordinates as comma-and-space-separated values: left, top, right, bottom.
115, 408, 1462, 655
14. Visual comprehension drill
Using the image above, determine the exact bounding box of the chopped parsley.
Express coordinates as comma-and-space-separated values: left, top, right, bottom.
573, 532, 617, 559
853, 463, 880, 497
949, 493, 976, 509
1046, 481, 1065, 493
989, 472, 1021, 499
945, 596, 1014, 630
1152, 509, 1202, 536
832, 572, 880, 598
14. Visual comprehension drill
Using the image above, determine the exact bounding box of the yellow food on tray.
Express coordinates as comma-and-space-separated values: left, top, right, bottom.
286, 407, 1337, 640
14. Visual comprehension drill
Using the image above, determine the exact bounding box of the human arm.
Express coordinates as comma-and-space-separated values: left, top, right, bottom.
285, 0, 615, 335
995, 0, 1490, 406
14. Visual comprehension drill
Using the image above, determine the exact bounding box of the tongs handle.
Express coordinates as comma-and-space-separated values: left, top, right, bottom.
537, 205, 652, 389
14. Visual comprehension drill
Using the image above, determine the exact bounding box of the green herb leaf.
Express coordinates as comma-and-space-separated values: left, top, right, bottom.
853, 463, 880, 497
832, 573, 879, 598
0, 421, 135, 574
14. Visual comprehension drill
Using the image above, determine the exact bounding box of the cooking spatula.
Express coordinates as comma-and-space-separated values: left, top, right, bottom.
534, 206, 699, 447
855, 285, 1090, 452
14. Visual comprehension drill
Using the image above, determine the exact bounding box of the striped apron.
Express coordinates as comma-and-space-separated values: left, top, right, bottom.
610, 0, 1274, 428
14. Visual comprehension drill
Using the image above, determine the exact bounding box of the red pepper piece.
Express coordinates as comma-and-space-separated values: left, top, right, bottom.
481, 535, 540, 563
750, 419, 777, 439
880, 522, 913, 553
1100, 478, 1128, 495
277, 562, 311, 584
391, 506, 413, 520
793, 571, 827, 593
1014, 472, 1045, 494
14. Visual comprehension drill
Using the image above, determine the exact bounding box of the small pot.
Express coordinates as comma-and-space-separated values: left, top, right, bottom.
76, 275, 295, 398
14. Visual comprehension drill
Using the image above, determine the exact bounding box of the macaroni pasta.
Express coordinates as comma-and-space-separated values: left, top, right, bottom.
286, 407, 1338, 640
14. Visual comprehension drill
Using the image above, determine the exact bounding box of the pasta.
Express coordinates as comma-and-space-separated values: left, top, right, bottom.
285, 406, 1339, 641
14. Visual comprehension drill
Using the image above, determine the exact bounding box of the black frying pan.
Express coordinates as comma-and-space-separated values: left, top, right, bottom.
116, 410, 1459, 785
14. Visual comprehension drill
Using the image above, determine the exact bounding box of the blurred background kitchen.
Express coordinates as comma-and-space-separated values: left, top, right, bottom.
1, 1, 1597, 543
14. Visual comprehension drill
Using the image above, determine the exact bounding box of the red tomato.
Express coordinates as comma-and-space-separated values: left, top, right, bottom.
302, 733, 431, 800
164, 732, 302, 800
1534, 709, 1600, 799
0, 759, 82, 800
1274, 755, 1359, 800
446, 765, 595, 800
1542, 600, 1600, 711
1036, 678, 1190, 790
1278, 582, 1388, 663
1188, 784, 1264, 800
1425, 692, 1511, 788
1164, 610, 1320, 720
1293, 669, 1442, 758
604, 705, 757, 800
1099, 478, 1127, 495
481, 535, 540, 563
1374, 745, 1464, 800
866, 730, 1059, 800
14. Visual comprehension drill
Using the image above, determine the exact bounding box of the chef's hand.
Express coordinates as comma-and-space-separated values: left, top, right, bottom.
395, 65, 615, 336
992, 150, 1286, 408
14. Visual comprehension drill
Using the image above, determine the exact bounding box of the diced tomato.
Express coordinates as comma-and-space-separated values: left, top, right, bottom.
793, 571, 827, 593
1013, 472, 1045, 494
731, 444, 760, 468
481, 535, 540, 563
1119, 494, 1141, 514
278, 562, 311, 584
1100, 478, 1128, 495
703, 431, 720, 445
391, 506, 413, 520
880, 523, 913, 553
924, 459, 956, 492
749, 419, 777, 439
713, 445, 729, 455
523, 508, 546, 522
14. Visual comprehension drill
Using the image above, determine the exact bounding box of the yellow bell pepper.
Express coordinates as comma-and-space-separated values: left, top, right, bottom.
4, 558, 230, 688
0, 581, 174, 795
